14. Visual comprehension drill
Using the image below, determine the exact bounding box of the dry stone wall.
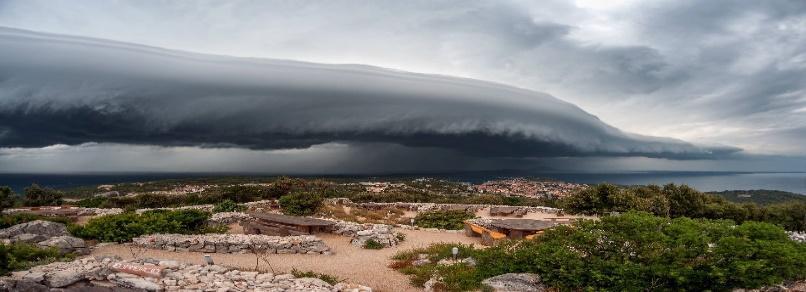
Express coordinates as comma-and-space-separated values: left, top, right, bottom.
132, 234, 332, 254
333, 199, 560, 214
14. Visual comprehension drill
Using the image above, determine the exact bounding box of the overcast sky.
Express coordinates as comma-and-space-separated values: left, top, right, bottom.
0, 0, 804, 173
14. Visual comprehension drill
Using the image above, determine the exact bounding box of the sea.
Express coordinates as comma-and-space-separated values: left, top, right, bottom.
1, 172, 805, 195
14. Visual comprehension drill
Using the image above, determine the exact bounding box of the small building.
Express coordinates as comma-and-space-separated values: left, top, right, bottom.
242, 212, 335, 236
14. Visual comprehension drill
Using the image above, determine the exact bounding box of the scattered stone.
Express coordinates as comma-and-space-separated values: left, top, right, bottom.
787, 231, 805, 243
481, 273, 546, 292
1, 256, 373, 291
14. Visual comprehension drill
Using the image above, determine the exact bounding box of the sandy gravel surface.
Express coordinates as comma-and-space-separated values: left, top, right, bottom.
92, 229, 481, 292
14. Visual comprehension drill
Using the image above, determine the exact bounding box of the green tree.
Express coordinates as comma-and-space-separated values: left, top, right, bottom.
22, 184, 63, 207
0, 186, 16, 213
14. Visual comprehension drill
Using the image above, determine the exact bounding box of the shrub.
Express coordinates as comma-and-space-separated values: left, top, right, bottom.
392, 212, 806, 291
414, 210, 475, 230
0, 214, 74, 229
22, 184, 63, 207
0, 243, 75, 275
279, 192, 323, 216
75, 196, 108, 208
363, 239, 384, 249
395, 232, 406, 242
212, 199, 244, 213
72, 209, 212, 242
290, 268, 343, 285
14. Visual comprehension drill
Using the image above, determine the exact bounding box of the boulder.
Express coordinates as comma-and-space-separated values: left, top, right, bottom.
114, 276, 162, 291
37, 236, 88, 254
12, 233, 47, 244
482, 273, 546, 292
45, 268, 85, 287
0, 220, 68, 239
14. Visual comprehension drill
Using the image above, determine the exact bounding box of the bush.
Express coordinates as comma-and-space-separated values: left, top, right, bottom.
72, 209, 212, 242
22, 184, 63, 207
0, 243, 75, 275
75, 196, 108, 208
414, 210, 475, 230
392, 213, 806, 291
363, 239, 384, 249
279, 192, 323, 216
0, 214, 74, 229
212, 200, 244, 213
290, 268, 343, 285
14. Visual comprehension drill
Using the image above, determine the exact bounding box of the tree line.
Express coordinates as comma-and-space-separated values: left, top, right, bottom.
562, 183, 806, 231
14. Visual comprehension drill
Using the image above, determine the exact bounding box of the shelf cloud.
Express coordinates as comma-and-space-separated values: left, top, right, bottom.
0, 27, 739, 160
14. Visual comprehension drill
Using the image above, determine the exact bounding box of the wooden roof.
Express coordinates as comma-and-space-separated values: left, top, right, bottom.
248, 212, 335, 227
488, 219, 561, 231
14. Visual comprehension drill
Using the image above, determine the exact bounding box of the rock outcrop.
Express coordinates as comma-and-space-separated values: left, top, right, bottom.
0, 220, 89, 254
1, 256, 372, 291
132, 234, 332, 254
0, 220, 68, 239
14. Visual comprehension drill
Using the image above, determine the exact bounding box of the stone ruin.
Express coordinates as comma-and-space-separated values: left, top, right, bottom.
0, 256, 372, 291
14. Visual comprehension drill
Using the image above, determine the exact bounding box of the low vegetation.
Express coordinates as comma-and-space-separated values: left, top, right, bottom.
70, 209, 216, 242
212, 199, 245, 213
563, 183, 806, 231
362, 239, 384, 249
279, 192, 323, 216
290, 268, 344, 285
392, 212, 806, 291
414, 210, 475, 230
0, 243, 75, 275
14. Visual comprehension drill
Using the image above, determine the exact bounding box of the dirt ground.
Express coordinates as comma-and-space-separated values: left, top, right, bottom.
92, 229, 481, 292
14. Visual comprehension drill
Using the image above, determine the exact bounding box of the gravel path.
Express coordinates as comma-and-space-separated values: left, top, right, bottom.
92, 229, 481, 292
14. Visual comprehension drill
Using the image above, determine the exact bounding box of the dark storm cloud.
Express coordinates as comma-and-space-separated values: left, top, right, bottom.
0, 27, 737, 159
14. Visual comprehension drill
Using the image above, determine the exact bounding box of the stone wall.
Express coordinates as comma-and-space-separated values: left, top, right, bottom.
331, 199, 560, 214
210, 212, 254, 224
132, 234, 332, 255
1, 256, 371, 291
2, 206, 122, 217
136, 204, 214, 214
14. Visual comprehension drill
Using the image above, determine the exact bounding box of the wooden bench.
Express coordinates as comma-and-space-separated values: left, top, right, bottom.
242, 212, 335, 236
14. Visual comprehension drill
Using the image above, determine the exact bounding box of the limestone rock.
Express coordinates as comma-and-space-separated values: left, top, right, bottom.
481, 273, 546, 292
0, 220, 68, 239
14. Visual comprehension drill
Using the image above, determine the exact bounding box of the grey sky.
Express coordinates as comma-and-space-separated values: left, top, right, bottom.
0, 0, 804, 173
